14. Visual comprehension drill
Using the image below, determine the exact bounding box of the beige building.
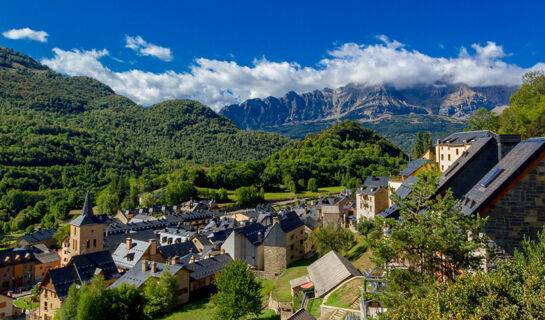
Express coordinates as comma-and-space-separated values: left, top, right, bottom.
0, 293, 17, 318
356, 176, 390, 221
435, 131, 495, 172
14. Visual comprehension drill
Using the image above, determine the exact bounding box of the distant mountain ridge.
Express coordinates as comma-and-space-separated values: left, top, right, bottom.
220, 82, 518, 131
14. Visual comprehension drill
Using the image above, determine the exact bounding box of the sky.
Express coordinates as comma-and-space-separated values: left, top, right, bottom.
1, 0, 544, 110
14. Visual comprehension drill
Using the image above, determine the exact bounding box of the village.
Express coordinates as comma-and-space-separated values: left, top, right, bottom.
0, 129, 543, 320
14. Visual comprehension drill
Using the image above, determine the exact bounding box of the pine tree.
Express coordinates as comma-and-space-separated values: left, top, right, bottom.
414, 131, 424, 158
424, 132, 432, 154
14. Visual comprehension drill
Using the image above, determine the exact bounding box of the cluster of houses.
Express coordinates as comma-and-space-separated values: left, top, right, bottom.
12, 194, 317, 319
0, 129, 543, 320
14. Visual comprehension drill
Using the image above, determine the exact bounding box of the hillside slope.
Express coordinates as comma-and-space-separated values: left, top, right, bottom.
0, 47, 291, 228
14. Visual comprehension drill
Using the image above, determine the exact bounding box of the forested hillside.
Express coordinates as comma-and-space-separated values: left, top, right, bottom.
100, 120, 406, 214
0, 47, 291, 231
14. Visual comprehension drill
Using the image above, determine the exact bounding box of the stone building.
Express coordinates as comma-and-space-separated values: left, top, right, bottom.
111, 238, 162, 271
39, 250, 120, 320
262, 211, 307, 277
221, 222, 267, 269
33, 244, 60, 282
320, 196, 354, 229
184, 253, 233, 299
64, 193, 107, 265
460, 137, 545, 263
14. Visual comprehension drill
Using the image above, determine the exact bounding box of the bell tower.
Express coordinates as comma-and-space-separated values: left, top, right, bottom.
67, 193, 106, 261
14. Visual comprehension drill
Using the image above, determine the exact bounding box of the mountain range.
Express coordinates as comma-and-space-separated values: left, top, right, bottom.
219, 83, 518, 147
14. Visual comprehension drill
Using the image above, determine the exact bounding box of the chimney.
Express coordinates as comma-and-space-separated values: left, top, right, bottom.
206, 252, 212, 259
150, 261, 157, 273
272, 216, 280, 225
257, 231, 263, 243
189, 255, 195, 263
126, 238, 132, 251
171, 256, 180, 265
142, 260, 148, 272
149, 239, 157, 255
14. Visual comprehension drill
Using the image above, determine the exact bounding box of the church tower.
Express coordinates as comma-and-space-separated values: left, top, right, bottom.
67, 193, 106, 260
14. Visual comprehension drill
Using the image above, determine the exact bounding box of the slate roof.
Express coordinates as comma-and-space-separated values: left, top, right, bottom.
307, 250, 361, 297
104, 230, 157, 254
110, 260, 185, 289
233, 222, 268, 245
287, 309, 317, 320
438, 130, 494, 145
207, 229, 232, 245
437, 137, 497, 197
20, 228, 57, 244
185, 254, 233, 281
34, 249, 60, 264
379, 176, 418, 219
71, 193, 105, 226
158, 241, 198, 259
49, 250, 119, 300
111, 239, 151, 270
278, 211, 304, 233
399, 159, 433, 177
105, 211, 215, 235
0, 246, 36, 267
461, 137, 545, 217
362, 176, 389, 189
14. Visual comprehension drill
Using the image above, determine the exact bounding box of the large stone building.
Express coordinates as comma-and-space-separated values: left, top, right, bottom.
262, 211, 307, 277
460, 137, 545, 264
0, 247, 36, 291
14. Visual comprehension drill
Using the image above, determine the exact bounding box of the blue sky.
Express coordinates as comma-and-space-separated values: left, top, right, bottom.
1, 0, 544, 109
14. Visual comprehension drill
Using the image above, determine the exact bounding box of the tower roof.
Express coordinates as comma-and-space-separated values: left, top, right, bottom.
71, 193, 103, 227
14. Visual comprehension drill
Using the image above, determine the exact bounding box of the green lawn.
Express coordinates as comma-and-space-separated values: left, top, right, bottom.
271, 257, 316, 303
197, 186, 345, 203
324, 278, 362, 308
161, 299, 279, 320
306, 298, 323, 318
13, 296, 39, 309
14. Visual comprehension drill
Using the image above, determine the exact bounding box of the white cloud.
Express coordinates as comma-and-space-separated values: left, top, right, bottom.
125, 35, 172, 61
41, 37, 545, 110
2, 27, 48, 42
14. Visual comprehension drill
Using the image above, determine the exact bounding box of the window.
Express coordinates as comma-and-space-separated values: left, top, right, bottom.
93, 239, 97, 247
290, 245, 294, 250
448, 154, 451, 161
441, 154, 444, 160
456, 149, 459, 155
481, 169, 504, 187
86, 240, 90, 249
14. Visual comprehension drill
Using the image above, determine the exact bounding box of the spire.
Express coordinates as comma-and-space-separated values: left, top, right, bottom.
82, 192, 94, 217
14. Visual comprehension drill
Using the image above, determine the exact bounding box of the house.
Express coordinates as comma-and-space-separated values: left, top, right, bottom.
191, 234, 214, 253
380, 176, 418, 220
110, 259, 191, 305
399, 159, 434, 181
356, 176, 390, 221
0, 294, 18, 318
17, 228, 57, 249
33, 244, 60, 282
436, 133, 521, 199
460, 137, 545, 261
306, 251, 361, 298
0, 246, 36, 291
184, 253, 233, 298
221, 222, 267, 269
39, 250, 120, 320
104, 230, 157, 255
262, 211, 307, 277
435, 130, 520, 172
111, 238, 161, 271
320, 196, 354, 229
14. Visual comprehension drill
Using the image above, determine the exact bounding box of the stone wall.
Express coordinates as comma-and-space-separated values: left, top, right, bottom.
264, 246, 286, 277
484, 157, 545, 257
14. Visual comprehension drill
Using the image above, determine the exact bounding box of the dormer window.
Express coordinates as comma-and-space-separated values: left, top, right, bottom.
481, 169, 504, 187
